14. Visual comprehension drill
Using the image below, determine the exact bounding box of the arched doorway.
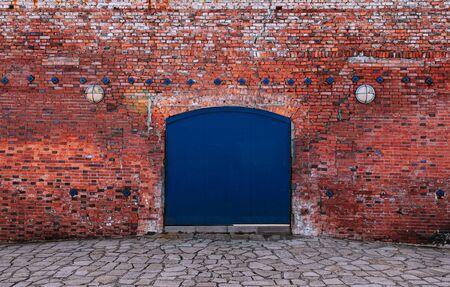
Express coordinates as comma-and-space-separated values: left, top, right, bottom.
165, 107, 291, 227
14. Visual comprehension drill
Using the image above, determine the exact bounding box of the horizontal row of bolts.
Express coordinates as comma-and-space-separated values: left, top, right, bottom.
67, 188, 445, 199
326, 189, 445, 198
0, 75, 434, 86
70, 187, 132, 198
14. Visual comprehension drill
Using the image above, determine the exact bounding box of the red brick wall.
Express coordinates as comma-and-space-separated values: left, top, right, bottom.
2, 0, 447, 9
0, 3, 448, 242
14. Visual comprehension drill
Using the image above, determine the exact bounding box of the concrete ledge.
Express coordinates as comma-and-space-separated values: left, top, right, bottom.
164, 225, 290, 234
164, 226, 197, 233
196, 226, 228, 233
228, 225, 258, 234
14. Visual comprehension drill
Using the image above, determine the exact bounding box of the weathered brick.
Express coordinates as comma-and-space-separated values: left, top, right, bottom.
0, 1, 448, 243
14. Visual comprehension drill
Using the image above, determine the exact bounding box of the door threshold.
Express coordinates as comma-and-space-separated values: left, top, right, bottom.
164, 225, 291, 234
232, 224, 289, 226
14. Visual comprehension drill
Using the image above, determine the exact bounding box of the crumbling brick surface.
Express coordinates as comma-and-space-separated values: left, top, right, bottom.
1, 0, 448, 10
0, 2, 448, 242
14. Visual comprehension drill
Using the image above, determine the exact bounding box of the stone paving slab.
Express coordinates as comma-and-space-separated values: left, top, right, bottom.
0, 234, 449, 287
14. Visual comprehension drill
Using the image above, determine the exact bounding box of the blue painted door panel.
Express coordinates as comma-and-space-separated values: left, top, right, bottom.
165, 107, 291, 225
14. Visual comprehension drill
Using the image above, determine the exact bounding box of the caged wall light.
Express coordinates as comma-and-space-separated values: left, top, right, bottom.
355, 84, 376, 104
85, 84, 105, 104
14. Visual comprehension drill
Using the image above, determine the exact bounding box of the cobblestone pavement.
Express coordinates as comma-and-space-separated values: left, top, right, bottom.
0, 234, 449, 287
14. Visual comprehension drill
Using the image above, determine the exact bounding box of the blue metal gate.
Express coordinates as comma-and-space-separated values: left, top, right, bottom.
165, 107, 291, 225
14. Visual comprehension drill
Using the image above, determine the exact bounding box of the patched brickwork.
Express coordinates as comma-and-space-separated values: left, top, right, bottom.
1, 0, 448, 9
0, 1, 448, 242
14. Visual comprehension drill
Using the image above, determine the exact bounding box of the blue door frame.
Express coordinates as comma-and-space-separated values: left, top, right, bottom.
164, 107, 292, 226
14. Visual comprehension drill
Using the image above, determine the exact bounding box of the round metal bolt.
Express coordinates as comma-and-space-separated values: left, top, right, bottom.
102, 77, 110, 85
51, 77, 59, 84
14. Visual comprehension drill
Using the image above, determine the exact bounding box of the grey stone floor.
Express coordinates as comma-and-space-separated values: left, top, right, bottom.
0, 234, 449, 287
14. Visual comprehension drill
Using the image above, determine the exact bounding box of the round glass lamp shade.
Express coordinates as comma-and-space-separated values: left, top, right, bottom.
355, 84, 376, 104
85, 85, 105, 103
